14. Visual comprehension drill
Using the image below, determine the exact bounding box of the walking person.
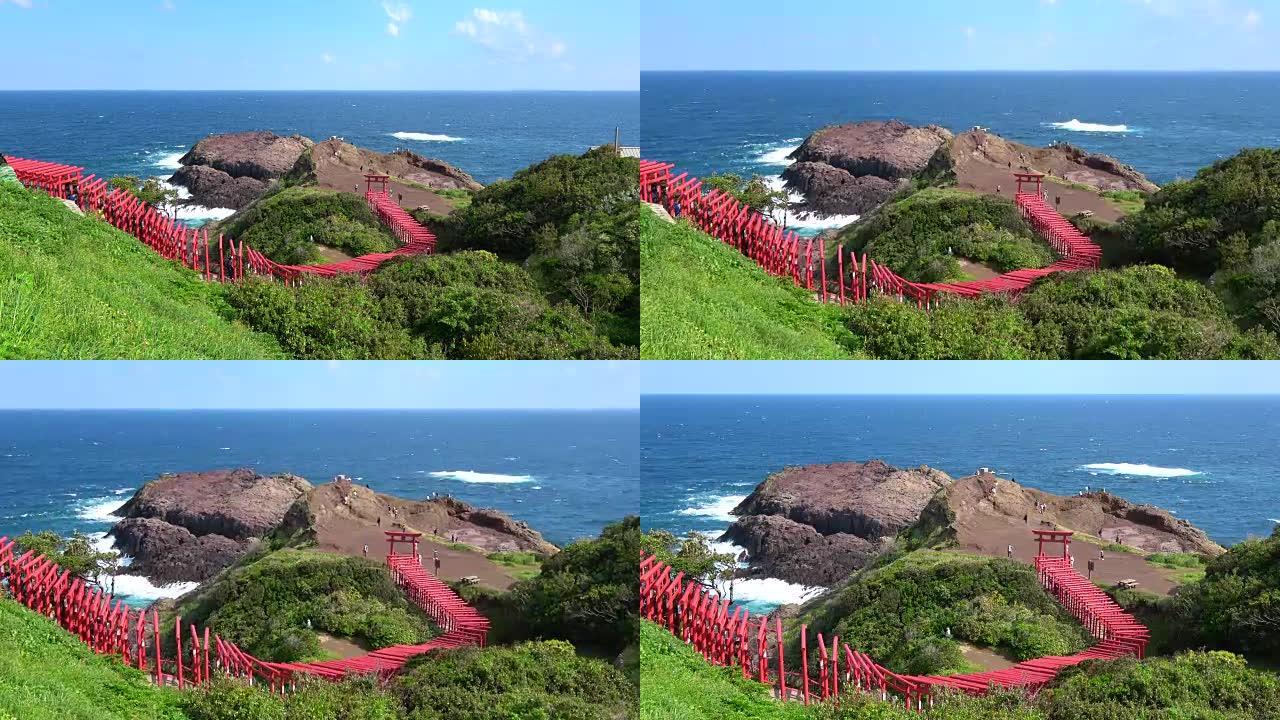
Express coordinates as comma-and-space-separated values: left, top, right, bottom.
1007, 544, 1014, 558
363, 543, 369, 557
433, 551, 441, 576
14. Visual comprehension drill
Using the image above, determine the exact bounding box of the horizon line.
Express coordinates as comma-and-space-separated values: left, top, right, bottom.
642, 392, 1280, 397
0, 87, 640, 93
640, 68, 1280, 74
0, 406, 640, 412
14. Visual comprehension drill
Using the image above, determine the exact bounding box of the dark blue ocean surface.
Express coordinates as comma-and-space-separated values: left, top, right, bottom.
0, 409, 637, 603
642, 71, 1280, 193
0, 90, 638, 204
642, 395, 1280, 608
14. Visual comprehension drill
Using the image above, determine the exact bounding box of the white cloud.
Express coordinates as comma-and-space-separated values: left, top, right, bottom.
962, 25, 977, 40
383, 1, 411, 37
321, 51, 335, 64
452, 8, 568, 64
1244, 9, 1262, 27
2, 0, 35, 8
159, 0, 175, 10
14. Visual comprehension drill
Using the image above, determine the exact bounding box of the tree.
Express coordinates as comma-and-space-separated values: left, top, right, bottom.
109, 175, 180, 217
640, 529, 738, 600
14, 530, 122, 592
702, 172, 791, 225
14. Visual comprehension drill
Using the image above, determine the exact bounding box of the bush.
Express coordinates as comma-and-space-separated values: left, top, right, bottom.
391, 641, 635, 720
173, 549, 434, 663
218, 186, 398, 264
837, 188, 1052, 283
1176, 526, 1280, 659
793, 550, 1091, 676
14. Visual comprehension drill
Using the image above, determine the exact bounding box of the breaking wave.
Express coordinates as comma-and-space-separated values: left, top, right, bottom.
153, 151, 185, 170
676, 494, 746, 523
392, 132, 464, 143
76, 497, 126, 522
1079, 463, 1202, 478
731, 577, 826, 612
427, 470, 535, 484
1051, 119, 1131, 133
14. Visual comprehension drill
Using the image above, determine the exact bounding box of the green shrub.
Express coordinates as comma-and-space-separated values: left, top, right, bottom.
219, 186, 398, 264
837, 188, 1052, 283
392, 641, 635, 720
793, 550, 1091, 676
173, 549, 434, 663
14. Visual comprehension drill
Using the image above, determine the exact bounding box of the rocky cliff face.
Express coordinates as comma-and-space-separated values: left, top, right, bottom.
109, 468, 312, 583
782, 121, 953, 216
722, 460, 954, 584
171, 131, 314, 210
948, 129, 1158, 194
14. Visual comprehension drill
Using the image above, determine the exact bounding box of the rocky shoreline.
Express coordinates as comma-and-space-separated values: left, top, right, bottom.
167, 130, 481, 213
721, 460, 1222, 590
781, 120, 1158, 218
108, 468, 555, 586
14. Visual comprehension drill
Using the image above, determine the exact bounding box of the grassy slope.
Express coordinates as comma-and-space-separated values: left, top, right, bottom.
640, 209, 859, 359
0, 598, 186, 720
0, 185, 283, 359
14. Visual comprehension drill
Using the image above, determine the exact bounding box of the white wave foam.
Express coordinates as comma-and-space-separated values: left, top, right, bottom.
1079, 463, 1202, 478
77, 497, 126, 522
1051, 119, 1131, 133
113, 488, 133, 495
108, 574, 198, 601
154, 152, 185, 170
392, 132, 464, 143
173, 204, 236, 222
676, 494, 746, 523
731, 577, 825, 610
762, 175, 860, 233
758, 144, 800, 166
428, 470, 535, 484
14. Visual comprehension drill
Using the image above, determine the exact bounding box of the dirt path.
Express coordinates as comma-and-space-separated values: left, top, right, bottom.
958, 643, 1018, 672
314, 243, 354, 263
315, 632, 370, 660
957, 258, 1002, 281
944, 477, 1184, 596
956, 161, 1125, 224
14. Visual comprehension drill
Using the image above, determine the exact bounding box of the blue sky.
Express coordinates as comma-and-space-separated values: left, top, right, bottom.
643, 362, 1280, 395
0, 1, 637, 90
643, 0, 1278, 71
0, 362, 638, 409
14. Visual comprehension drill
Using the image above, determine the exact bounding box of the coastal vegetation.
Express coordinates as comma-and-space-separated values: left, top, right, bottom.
793, 550, 1091, 675
641, 620, 1280, 720
1172, 525, 1280, 660
642, 208, 1279, 359
836, 188, 1054, 283
213, 186, 398, 264
171, 549, 434, 662
0, 183, 284, 359
224, 148, 639, 359
640, 210, 860, 359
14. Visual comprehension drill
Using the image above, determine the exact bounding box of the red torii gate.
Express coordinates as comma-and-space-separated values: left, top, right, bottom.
1014, 172, 1045, 197
385, 530, 422, 559
1033, 528, 1073, 558
364, 173, 391, 196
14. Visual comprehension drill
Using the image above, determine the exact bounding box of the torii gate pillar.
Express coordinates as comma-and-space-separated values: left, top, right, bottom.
384, 530, 422, 558
1014, 172, 1045, 196
364, 173, 390, 196
1032, 529, 1073, 558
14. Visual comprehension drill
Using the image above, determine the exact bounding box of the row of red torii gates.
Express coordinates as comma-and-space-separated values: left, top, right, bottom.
2, 156, 436, 284
0, 530, 488, 692
640, 160, 1101, 309
640, 529, 1148, 711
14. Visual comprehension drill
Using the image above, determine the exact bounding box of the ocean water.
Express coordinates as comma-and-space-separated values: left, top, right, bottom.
0, 90, 639, 222
0, 410, 638, 604
642, 395, 1280, 611
641, 71, 1280, 233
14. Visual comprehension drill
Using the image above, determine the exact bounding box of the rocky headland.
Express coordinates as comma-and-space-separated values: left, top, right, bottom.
781, 120, 1157, 218
721, 460, 954, 584
109, 469, 555, 586
168, 130, 481, 213
724, 461, 1222, 594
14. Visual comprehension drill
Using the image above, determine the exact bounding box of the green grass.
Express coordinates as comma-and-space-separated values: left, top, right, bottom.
0, 184, 283, 359
640, 209, 860, 359
431, 187, 474, 210
486, 551, 543, 581
1102, 543, 1142, 555
1101, 189, 1148, 215
1146, 552, 1207, 584
0, 598, 187, 720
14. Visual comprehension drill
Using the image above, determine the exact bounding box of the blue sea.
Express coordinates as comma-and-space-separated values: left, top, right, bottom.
0, 409, 638, 604
0, 90, 639, 223
642, 71, 1280, 233
642, 395, 1280, 611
